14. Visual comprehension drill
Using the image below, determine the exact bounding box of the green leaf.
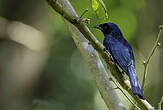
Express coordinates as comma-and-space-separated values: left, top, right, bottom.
91, 0, 108, 20
92, 0, 100, 11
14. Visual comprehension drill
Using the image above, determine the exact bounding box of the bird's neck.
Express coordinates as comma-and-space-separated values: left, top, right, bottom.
103, 29, 123, 39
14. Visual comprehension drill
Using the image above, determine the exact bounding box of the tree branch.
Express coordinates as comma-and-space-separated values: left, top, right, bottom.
110, 78, 140, 109
66, 21, 126, 110
157, 96, 163, 110
46, 0, 154, 109
56, 0, 126, 109
142, 26, 163, 90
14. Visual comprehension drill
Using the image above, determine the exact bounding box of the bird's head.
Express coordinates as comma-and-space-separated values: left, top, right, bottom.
93, 23, 120, 36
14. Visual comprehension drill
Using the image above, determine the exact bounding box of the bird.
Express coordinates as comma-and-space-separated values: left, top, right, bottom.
93, 23, 145, 99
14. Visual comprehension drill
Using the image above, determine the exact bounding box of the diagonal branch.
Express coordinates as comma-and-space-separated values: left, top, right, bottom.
57, 0, 125, 109
46, 0, 154, 109
110, 78, 140, 109
65, 21, 126, 110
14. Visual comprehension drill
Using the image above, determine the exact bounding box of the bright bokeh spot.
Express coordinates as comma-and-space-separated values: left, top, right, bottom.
91, 0, 100, 11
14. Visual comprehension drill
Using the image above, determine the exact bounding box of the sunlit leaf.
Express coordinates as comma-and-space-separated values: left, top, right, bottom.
92, 0, 100, 11
91, 0, 108, 20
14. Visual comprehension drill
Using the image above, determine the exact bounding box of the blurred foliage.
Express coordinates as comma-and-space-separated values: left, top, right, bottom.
0, 0, 162, 110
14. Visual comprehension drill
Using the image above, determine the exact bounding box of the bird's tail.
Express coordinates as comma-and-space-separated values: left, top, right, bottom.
127, 65, 145, 99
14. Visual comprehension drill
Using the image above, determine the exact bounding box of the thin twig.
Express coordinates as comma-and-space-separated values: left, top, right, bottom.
78, 8, 90, 24
80, 8, 88, 18
141, 25, 163, 90
110, 78, 140, 110
157, 96, 163, 110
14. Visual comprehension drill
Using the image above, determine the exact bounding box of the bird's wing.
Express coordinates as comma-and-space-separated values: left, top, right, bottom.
104, 36, 133, 72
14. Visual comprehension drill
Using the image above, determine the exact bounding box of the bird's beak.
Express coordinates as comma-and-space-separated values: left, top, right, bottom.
93, 25, 102, 30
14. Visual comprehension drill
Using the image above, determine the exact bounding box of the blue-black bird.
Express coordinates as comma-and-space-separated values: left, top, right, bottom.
93, 23, 145, 99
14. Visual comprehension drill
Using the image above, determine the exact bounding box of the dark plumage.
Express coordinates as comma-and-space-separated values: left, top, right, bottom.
93, 23, 145, 99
